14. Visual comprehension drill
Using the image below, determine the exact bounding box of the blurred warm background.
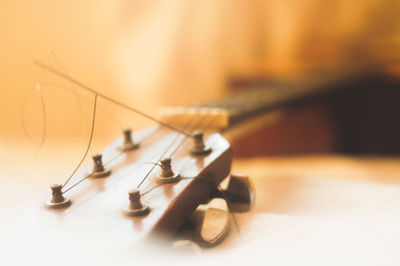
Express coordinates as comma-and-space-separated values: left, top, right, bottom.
2, 0, 400, 141
0, 0, 400, 220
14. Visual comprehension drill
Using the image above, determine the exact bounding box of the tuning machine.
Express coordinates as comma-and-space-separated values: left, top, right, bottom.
211, 173, 255, 213
119, 128, 139, 152
90, 153, 111, 178
175, 173, 254, 247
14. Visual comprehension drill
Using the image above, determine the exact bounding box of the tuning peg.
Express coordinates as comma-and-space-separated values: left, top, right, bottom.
46, 184, 71, 209
196, 198, 230, 247
157, 158, 180, 184
212, 173, 254, 212
120, 128, 139, 152
190, 131, 211, 155
175, 198, 230, 248
124, 189, 149, 216
90, 153, 111, 178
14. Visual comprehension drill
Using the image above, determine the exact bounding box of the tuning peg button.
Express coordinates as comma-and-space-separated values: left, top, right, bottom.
124, 189, 149, 216
190, 131, 211, 155
46, 184, 71, 209
90, 153, 111, 178
157, 158, 180, 184
208, 173, 254, 212
225, 173, 254, 212
120, 128, 139, 152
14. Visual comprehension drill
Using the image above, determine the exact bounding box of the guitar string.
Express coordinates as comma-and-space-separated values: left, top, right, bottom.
37, 82, 124, 129
35, 84, 47, 158
34, 60, 193, 138
165, 114, 219, 176
62, 93, 98, 188
47, 51, 88, 135
37, 60, 235, 220
146, 115, 241, 233
62, 153, 121, 194
63, 108, 195, 194
37, 59, 240, 234
63, 110, 210, 194
57, 92, 240, 235
63, 133, 158, 194
20, 87, 35, 145
138, 115, 244, 238
169, 112, 218, 159
20, 85, 47, 158
62, 142, 134, 194
34, 60, 196, 192
140, 114, 218, 196
28, 81, 131, 193
136, 109, 203, 189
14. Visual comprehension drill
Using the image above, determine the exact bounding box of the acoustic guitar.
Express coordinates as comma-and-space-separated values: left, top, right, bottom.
3, 62, 388, 264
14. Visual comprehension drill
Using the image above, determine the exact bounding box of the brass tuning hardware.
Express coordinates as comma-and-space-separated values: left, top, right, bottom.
157, 158, 180, 184
174, 198, 230, 248
46, 184, 71, 209
211, 173, 254, 212
90, 153, 111, 178
124, 189, 149, 216
174, 173, 253, 247
120, 128, 139, 152
190, 131, 211, 155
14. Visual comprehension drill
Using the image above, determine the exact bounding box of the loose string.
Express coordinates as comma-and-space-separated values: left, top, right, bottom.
62, 93, 97, 188
35, 84, 47, 158
34, 60, 193, 138
20, 88, 35, 144
38, 82, 124, 129
47, 51, 88, 134
20, 84, 47, 158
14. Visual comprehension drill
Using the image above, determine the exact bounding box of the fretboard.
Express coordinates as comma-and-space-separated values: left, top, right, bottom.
201, 73, 357, 126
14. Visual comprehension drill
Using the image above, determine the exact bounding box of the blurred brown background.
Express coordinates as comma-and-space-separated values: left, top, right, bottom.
1, 0, 400, 145
0, 0, 399, 171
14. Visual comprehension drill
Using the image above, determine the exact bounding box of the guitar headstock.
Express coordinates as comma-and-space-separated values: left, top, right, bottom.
17, 125, 232, 244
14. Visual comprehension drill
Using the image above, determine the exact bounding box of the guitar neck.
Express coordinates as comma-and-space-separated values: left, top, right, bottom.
159, 69, 365, 130
201, 73, 355, 127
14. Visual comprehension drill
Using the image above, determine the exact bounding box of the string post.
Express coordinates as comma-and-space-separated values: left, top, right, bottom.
190, 131, 212, 155
90, 153, 111, 178
124, 189, 149, 216
157, 158, 180, 184
46, 184, 71, 209
120, 128, 139, 152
